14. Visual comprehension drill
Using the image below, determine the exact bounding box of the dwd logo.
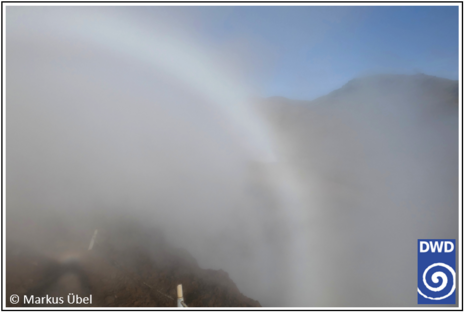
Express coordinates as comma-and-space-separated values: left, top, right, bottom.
418, 240, 456, 304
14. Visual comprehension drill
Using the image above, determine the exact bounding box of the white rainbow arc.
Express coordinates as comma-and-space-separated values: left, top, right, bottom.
73, 10, 311, 301
8, 7, 313, 304
65, 9, 276, 164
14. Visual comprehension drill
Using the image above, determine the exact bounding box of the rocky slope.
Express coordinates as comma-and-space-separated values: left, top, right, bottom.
6, 219, 261, 307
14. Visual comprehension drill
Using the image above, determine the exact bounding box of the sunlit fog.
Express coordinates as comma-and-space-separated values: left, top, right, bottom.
5, 5, 459, 307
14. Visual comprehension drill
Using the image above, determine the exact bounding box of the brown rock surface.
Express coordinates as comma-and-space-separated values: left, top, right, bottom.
6, 220, 261, 308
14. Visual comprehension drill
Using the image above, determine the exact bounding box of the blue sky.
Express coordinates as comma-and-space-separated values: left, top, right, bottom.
162, 5, 459, 100
48, 5, 458, 101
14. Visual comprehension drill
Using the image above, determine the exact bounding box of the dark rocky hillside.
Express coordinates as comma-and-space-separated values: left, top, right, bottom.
6, 219, 261, 308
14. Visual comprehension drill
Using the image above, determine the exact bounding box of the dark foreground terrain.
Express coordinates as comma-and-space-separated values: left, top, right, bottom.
6, 219, 261, 307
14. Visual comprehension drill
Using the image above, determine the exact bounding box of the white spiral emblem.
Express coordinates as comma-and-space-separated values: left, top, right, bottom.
418, 263, 456, 300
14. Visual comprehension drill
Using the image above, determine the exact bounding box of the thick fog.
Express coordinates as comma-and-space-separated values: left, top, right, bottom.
6, 6, 458, 307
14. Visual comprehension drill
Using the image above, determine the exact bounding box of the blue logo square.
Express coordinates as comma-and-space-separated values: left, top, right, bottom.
418, 240, 456, 304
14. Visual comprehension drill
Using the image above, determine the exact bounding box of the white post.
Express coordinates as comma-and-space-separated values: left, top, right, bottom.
88, 229, 98, 251
177, 284, 185, 307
